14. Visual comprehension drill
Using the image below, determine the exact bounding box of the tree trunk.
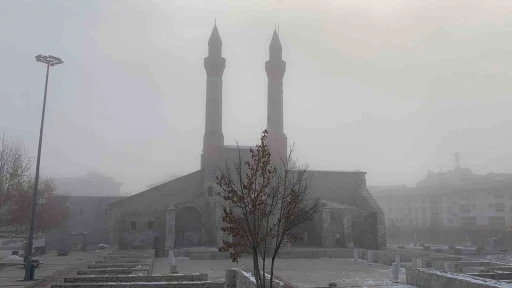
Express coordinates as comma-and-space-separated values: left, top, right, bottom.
253, 253, 263, 288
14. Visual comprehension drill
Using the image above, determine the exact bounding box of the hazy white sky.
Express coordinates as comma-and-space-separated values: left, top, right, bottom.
1, 0, 512, 194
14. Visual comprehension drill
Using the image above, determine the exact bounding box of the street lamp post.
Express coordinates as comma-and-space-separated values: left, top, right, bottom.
24, 54, 63, 281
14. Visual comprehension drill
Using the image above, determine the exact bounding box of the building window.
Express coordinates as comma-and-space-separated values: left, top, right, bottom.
80, 208, 84, 215
510, 206, 512, 214
130, 221, 137, 231
422, 207, 427, 215
489, 216, 506, 229
471, 204, 476, 209
447, 218, 453, 225
207, 186, 214, 197
459, 204, 471, 213
460, 216, 477, 228
422, 218, 427, 226
493, 191, 505, 199
489, 203, 494, 209
147, 221, 154, 230
495, 203, 505, 212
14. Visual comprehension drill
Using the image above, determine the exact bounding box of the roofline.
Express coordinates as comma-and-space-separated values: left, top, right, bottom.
110, 170, 202, 207
309, 169, 367, 174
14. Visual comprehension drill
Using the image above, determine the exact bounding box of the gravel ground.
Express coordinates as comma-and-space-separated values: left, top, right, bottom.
153, 257, 410, 287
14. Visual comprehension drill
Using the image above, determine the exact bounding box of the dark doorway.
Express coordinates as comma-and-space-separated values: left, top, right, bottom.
175, 206, 202, 248
352, 212, 379, 250
292, 218, 322, 247
153, 236, 164, 257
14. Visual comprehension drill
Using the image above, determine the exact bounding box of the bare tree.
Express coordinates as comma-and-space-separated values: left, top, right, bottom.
0, 133, 69, 239
215, 130, 319, 288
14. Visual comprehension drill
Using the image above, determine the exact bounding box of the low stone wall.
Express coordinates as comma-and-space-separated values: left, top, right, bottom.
406, 267, 507, 288
225, 268, 293, 288
352, 247, 463, 266
104, 255, 153, 260
64, 274, 208, 283
111, 250, 155, 254
95, 259, 150, 264
51, 282, 223, 288
88, 263, 150, 269
277, 248, 354, 259
467, 272, 512, 281
76, 268, 149, 275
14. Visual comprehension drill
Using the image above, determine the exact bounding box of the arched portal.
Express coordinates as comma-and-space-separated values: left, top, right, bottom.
175, 206, 202, 248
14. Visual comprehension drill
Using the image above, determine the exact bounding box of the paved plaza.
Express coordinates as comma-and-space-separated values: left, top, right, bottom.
152, 257, 409, 287
1, 249, 411, 287
0, 250, 108, 288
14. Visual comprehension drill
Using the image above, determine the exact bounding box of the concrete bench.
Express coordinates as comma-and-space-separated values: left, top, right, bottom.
64, 274, 208, 283
51, 281, 223, 288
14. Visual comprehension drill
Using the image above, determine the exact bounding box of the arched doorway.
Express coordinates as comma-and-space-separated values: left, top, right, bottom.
175, 206, 202, 248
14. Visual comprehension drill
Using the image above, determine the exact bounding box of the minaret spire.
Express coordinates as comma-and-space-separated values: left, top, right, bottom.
265, 29, 287, 163
202, 24, 226, 169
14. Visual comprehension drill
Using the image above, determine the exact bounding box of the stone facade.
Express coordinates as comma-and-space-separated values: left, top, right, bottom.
108, 25, 386, 254
46, 196, 123, 251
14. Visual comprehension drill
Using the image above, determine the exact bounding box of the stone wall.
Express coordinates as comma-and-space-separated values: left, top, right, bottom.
46, 196, 123, 250
110, 171, 204, 251
406, 267, 507, 288
225, 268, 292, 288
308, 171, 386, 249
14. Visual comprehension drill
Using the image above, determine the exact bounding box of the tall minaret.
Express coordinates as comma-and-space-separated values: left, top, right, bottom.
265, 29, 287, 163
202, 24, 226, 169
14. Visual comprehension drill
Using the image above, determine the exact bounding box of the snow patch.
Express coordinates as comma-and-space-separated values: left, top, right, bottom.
418, 268, 512, 288
2, 255, 23, 261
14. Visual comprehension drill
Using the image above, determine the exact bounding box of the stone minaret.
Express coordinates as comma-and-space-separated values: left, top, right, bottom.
265, 29, 287, 163
201, 24, 226, 169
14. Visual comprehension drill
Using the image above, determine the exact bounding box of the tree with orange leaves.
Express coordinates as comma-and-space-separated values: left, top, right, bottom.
216, 130, 319, 288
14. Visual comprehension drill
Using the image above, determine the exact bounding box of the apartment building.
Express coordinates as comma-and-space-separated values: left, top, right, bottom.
371, 166, 512, 230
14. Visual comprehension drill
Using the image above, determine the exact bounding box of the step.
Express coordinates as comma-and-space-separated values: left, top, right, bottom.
96, 259, 151, 264
52, 281, 223, 288
104, 255, 153, 260
88, 263, 151, 269
76, 268, 149, 275
64, 274, 208, 283
111, 250, 155, 254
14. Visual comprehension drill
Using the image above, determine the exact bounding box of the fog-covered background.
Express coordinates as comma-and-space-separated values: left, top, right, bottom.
1, 0, 511, 194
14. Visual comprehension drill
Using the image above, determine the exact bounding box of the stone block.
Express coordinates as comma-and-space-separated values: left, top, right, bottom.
52, 282, 222, 288
76, 268, 149, 275
64, 274, 208, 283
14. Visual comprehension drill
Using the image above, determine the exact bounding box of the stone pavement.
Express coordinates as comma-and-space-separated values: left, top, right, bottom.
49, 250, 221, 287
152, 256, 410, 287
0, 250, 109, 288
